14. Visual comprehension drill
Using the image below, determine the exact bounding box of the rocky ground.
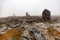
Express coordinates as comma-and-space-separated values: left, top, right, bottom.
0, 17, 60, 40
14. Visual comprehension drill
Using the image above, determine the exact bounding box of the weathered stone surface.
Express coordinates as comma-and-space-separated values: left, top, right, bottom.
42, 9, 51, 21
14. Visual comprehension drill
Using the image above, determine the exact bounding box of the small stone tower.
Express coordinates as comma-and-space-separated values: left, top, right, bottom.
42, 9, 51, 21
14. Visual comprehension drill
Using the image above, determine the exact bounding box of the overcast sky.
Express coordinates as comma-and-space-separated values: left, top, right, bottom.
0, 0, 60, 17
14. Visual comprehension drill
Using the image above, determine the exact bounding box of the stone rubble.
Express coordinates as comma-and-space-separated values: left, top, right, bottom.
0, 21, 60, 40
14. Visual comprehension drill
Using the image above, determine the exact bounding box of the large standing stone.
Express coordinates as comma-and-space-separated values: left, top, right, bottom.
26, 12, 30, 17
42, 9, 51, 21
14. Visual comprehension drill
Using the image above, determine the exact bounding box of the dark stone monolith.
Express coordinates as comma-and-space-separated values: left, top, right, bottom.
26, 12, 30, 17
42, 9, 51, 21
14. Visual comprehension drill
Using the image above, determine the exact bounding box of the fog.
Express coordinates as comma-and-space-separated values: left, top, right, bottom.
0, 0, 60, 17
